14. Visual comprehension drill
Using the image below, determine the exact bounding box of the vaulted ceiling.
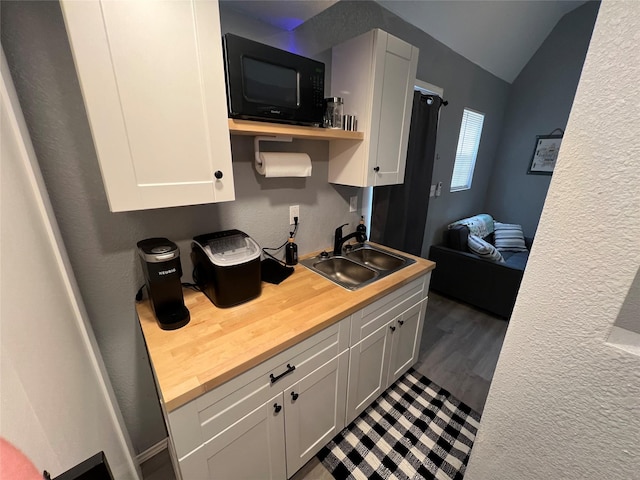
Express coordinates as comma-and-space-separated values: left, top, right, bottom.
221, 0, 588, 83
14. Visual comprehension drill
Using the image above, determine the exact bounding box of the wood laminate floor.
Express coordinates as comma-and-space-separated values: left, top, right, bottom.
141, 291, 508, 480
413, 292, 509, 414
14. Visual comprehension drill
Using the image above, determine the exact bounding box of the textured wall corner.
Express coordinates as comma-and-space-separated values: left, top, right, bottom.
466, 2, 640, 479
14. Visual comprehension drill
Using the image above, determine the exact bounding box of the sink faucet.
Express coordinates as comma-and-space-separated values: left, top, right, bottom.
333, 221, 367, 255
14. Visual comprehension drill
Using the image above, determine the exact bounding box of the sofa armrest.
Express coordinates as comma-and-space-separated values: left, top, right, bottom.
525, 236, 534, 250
428, 245, 525, 318
445, 225, 470, 251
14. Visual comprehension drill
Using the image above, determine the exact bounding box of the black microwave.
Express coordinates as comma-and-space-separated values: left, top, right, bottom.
223, 34, 325, 126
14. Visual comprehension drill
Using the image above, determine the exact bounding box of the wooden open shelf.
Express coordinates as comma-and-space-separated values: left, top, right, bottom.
228, 119, 364, 141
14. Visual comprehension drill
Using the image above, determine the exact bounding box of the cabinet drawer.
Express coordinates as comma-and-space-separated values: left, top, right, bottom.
350, 273, 429, 344
168, 316, 350, 458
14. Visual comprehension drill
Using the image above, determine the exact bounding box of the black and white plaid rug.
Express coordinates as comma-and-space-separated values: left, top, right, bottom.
317, 369, 481, 480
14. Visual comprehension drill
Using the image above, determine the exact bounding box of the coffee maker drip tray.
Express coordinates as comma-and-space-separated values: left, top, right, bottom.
155, 304, 190, 330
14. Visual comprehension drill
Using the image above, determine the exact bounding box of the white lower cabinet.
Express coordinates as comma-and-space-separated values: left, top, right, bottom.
346, 321, 393, 421
166, 273, 431, 479
388, 300, 427, 385
179, 392, 286, 480
176, 352, 348, 479
346, 300, 427, 424
167, 317, 350, 480
346, 275, 430, 425
284, 351, 348, 475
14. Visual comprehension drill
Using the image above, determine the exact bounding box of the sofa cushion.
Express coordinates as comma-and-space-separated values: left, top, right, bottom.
468, 235, 504, 263
502, 251, 529, 270
494, 222, 528, 252
449, 213, 495, 238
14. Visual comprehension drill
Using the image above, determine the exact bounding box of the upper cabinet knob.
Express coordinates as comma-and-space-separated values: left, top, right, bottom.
373, 166, 380, 173
214, 170, 223, 179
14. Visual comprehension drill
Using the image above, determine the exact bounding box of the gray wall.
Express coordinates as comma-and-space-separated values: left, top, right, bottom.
285, 1, 511, 255
484, 2, 599, 237
1, 1, 361, 453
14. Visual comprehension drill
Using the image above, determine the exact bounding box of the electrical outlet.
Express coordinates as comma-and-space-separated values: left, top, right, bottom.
349, 196, 358, 212
289, 205, 299, 225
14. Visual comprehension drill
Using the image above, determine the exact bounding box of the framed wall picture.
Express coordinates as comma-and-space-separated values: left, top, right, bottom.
528, 134, 563, 175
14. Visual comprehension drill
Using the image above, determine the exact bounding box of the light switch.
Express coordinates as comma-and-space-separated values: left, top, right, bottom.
429, 185, 436, 198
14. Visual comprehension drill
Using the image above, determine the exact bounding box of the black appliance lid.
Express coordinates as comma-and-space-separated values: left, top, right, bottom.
137, 238, 179, 263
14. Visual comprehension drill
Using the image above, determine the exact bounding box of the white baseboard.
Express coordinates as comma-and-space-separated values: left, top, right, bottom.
137, 438, 168, 464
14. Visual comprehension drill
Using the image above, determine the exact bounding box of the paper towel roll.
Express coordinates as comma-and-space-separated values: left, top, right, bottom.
255, 152, 312, 177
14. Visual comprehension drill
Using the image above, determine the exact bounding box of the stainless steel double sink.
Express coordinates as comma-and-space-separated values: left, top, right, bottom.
300, 244, 415, 290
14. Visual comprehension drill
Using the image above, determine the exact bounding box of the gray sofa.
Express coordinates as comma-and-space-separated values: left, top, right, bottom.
428, 224, 532, 319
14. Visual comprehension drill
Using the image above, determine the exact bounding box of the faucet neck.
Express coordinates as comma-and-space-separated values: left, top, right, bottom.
333, 223, 348, 255
333, 222, 367, 255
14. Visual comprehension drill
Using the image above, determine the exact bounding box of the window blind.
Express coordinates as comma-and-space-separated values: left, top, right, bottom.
451, 109, 484, 192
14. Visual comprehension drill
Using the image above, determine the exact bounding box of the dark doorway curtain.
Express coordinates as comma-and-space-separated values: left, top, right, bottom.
370, 92, 442, 256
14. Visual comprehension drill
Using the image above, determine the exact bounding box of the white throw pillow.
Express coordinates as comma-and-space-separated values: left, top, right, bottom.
468, 235, 504, 263
494, 222, 528, 252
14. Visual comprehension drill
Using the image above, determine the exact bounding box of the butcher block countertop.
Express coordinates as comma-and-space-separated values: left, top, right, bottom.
137, 244, 435, 412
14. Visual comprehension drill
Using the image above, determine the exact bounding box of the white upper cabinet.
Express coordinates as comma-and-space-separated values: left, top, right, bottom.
329, 29, 419, 187
61, 0, 234, 212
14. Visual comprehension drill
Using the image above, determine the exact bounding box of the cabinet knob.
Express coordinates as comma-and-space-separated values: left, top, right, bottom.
389, 325, 396, 332
291, 391, 299, 401
274, 403, 282, 413
398, 320, 404, 326
373, 166, 380, 173
214, 170, 223, 179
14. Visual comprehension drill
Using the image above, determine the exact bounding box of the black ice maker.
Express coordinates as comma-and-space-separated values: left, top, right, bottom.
137, 238, 190, 330
191, 230, 262, 308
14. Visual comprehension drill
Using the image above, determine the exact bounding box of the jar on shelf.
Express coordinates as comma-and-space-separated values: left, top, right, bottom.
323, 97, 343, 129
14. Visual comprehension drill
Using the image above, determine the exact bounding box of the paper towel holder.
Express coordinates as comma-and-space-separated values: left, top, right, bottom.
254, 135, 293, 171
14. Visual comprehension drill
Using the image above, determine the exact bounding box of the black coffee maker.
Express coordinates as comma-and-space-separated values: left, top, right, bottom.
137, 238, 190, 330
